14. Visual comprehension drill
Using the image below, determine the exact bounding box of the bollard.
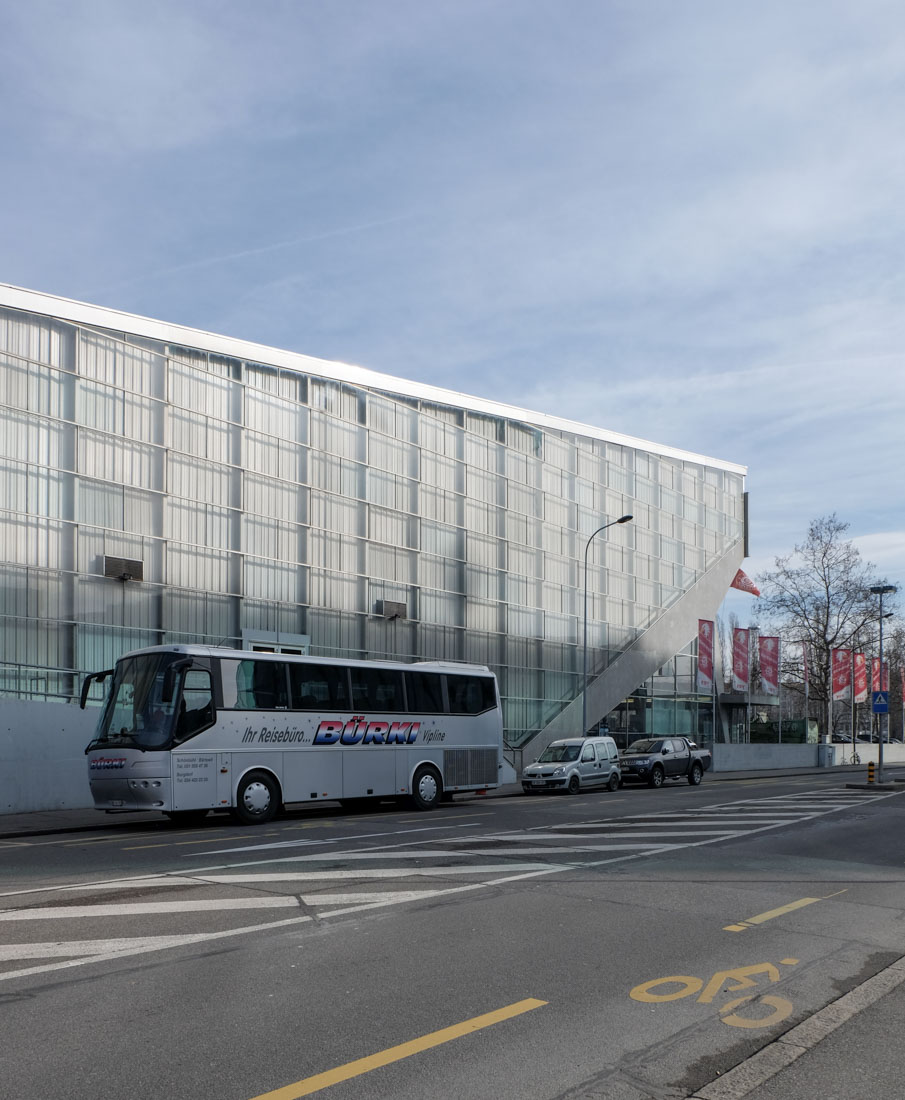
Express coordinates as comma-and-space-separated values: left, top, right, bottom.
867, 760, 875, 784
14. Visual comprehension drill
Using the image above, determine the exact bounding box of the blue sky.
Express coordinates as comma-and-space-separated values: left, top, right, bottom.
3, 1, 903, 620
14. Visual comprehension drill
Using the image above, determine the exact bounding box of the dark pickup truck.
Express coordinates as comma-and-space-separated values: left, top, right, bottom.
619, 737, 710, 788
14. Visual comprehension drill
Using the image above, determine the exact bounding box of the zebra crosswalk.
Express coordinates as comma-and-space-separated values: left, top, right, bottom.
0, 787, 896, 983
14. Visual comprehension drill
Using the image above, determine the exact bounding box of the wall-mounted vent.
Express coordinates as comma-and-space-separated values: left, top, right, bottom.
104, 556, 144, 581
377, 600, 407, 621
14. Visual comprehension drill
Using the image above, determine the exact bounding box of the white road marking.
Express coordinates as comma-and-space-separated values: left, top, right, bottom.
0, 935, 221, 961
66, 864, 551, 888
448, 830, 737, 840
0, 898, 299, 920
1, 786, 900, 983
300, 891, 443, 905
200, 820, 484, 855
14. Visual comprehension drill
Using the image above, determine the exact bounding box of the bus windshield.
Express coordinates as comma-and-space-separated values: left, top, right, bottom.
88, 653, 179, 751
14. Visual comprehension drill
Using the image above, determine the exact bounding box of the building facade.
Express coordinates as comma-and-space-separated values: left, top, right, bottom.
0, 285, 746, 807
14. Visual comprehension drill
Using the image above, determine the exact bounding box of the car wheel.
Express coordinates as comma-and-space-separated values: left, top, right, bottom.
409, 765, 442, 810
232, 771, 281, 825
648, 765, 665, 789
607, 773, 619, 792
567, 774, 581, 795
688, 763, 703, 786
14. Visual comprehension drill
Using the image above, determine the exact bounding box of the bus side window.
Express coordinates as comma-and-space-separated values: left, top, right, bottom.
289, 665, 350, 710
405, 671, 444, 713
221, 660, 289, 709
447, 675, 495, 715
252, 662, 288, 708
350, 668, 404, 712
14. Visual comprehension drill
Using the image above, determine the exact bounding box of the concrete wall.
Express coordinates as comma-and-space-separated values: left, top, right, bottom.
3, 700, 519, 814
711, 742, 905, 771
1, 700, 96, 813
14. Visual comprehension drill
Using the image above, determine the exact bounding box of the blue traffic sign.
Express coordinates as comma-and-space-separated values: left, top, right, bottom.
872, 691, 889, 714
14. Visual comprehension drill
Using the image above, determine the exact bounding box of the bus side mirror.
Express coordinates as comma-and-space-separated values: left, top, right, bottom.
163, 659, 193, 703
80, 670, 112, 709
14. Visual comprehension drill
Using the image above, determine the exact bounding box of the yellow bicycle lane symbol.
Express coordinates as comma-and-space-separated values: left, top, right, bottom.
629, 959, 799, 1029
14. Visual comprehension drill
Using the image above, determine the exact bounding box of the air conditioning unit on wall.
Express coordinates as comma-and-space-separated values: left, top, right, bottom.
376, 600, 407, 621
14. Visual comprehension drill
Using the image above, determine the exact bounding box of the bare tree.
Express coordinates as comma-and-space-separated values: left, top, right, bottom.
755, 515, 898, 736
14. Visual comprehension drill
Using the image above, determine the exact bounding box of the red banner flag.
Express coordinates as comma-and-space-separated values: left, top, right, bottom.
832, 649, 851, 701
871, 658, 890, 692
732, 628, 750, 692
730, 569, 761, 597
697, 619, 714, 693
758, 636, 780, 695
853, 653, 868, 703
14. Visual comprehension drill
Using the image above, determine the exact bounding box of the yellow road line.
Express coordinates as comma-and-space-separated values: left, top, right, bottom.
724, 890, 848, 932
249, 997, 547, 1099
60, 833, 162, 846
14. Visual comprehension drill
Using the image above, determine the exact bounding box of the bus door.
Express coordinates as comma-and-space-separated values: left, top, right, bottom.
171, 666, 217, 810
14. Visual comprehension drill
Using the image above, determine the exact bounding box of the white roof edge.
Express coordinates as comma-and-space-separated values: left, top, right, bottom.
0, 283, 747, 476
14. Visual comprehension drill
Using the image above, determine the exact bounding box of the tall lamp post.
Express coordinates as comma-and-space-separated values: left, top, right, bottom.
582, 515, 633, 736
870, 584, 897, 783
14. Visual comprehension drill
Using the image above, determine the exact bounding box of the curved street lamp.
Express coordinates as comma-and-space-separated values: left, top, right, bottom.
582, 515, 633, 737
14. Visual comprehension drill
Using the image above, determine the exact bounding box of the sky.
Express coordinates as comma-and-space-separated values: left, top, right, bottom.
2, 1, 903, 624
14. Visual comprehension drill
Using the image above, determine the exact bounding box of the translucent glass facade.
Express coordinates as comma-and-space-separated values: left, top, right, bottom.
0, 294, 746, 748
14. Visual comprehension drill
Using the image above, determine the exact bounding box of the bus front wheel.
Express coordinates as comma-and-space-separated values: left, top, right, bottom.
232, 771, 281, 825
409, 765, 442, 811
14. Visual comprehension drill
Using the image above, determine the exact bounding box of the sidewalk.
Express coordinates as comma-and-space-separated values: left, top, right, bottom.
2, 763, 900, 841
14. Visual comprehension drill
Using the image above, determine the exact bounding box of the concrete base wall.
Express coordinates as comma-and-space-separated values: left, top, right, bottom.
1, 700, 96, 813
5, 700, 904, 814
711, 742, 905, 771
3, 700, 522, 815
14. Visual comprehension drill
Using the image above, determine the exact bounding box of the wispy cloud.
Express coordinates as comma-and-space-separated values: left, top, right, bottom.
2, 0, 904, 601
101, 214, 413, 294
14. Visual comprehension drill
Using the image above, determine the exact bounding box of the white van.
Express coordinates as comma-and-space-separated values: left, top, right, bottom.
521, 735, 621, 795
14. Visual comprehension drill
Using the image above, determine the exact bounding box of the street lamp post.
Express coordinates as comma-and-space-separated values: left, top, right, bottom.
582, 514, 633, 737
870, 584, 897, 783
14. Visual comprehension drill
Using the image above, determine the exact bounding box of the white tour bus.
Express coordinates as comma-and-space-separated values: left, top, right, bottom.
80, 644, 504, 823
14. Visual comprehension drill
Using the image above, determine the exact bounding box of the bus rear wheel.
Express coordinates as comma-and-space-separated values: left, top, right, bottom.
409, 765, 442, 811
232, 771, 281, 825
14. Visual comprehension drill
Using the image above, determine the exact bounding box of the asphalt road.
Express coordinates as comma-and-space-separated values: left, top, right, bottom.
3, 773, 905, 1100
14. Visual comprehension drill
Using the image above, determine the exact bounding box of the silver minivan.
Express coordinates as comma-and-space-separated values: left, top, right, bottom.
521, 736, 621, 795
